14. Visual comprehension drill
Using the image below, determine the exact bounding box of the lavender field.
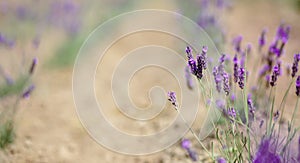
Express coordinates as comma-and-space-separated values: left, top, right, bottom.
1, 0, 300, 162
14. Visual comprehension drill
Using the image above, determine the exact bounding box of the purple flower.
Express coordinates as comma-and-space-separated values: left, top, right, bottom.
238, 67, 245, 89
269, 40, 280, 56
276, 24, 290, 44
188, 58, 197, 76
230, 94, 236, 102
296, 76, 300, 97
186, 46, 193, 59
186, 46, 206, 80
213, 66, 222, 92
216, 99, 226, 112
232, 35, 243, 53
185, 66, 193, 90
181, 139, 191, 150
227, 107, 236, 119
253, 139, 281, 163
223, 72, 230, 95
292, 53, 300, 78
196, 54, 204, 79
233, 54, 239, 83
168, 91, 177, 107
217, 157, 227, 163
276, 60, 282, 76
200, 46, 208, 70
181, 138, 198, 161
187, 148, 198, 161
259, 28, 267, 50
270, 64, 280, 87
219, 53, 226, 64
29, 57, 38, 74
22, 84, 35, 99
248, 94, 255, 115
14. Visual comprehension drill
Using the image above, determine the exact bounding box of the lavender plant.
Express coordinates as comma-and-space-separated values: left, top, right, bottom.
0, 51, 38, 149
168, 24, 300, 162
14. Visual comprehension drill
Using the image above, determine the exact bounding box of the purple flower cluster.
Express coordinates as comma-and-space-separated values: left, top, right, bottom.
167, 91, 177, 107
227, 107, 236, 119
213, 66, 222, 92
270, 64, 280, 87
181, 139, 198, 162
217, 157, 227, 163
253, 139, 281, 163
223, 72, 230, 95
238, 67, 245, 89
268, 24, 290, 57
292, 53, 300, 78
296, 76, 300, 97
233, 54, 239, 83
186, 46, 208, 80
247, 94, 255, 115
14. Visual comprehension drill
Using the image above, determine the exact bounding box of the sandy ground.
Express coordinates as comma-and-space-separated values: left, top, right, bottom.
1, 0, 300, 163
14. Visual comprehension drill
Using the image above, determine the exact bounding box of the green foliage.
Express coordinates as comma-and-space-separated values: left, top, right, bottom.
0, 121, 15, 149
0, 76, 29, 98
48, 37, 84, 68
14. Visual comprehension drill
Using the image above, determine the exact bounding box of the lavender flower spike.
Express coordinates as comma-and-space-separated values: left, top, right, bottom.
29, 57, 38, 74
188, 58, 197, 76
296, 76, 300, 97
227, 107, 236, 119
248, 94, 255, 115
238, 67, 245, 89
233, 54, 239, 83
22, 84, 35, 99
213, 66, 222, 92
270, 64, 280, 87
181, 138, 198, 162
196, 54, 204, 79
292, 53, 300, 78
200, 46, 208, 70
259, 28, 267, 51
223, 72, 230, 95
186, 46, 193, 59
232, 35, 243, 53
168, 91, 177, 107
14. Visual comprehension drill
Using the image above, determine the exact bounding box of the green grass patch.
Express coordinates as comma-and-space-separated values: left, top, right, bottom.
47, 37, 85, 68
0, 121, 15, 149
0, 76, 29, 98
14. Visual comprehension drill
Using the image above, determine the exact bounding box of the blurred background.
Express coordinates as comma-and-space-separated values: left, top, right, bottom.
0, 0, 300, 162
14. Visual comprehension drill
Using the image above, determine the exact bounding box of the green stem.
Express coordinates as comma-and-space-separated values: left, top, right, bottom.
291, 97, 299, 127
175, 107, 214, 160
268, 87, 276, 136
